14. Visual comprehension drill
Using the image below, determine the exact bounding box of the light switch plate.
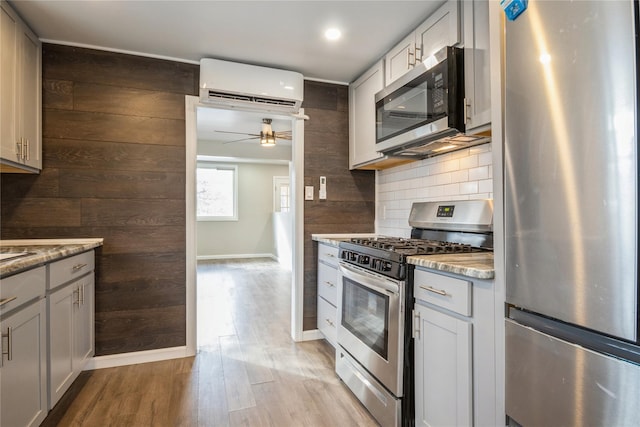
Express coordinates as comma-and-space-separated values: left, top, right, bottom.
305, 186, 314, 200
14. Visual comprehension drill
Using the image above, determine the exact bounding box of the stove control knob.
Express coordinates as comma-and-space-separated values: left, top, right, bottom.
358, 255, 370, 264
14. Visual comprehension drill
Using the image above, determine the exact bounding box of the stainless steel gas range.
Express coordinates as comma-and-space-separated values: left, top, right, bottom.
335, 200, 493, 427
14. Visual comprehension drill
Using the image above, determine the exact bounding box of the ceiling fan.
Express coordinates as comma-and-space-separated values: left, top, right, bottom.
215, 118, 292, 147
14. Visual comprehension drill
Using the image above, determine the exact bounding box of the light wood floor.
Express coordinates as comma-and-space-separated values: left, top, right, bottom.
50, 258, 378, 426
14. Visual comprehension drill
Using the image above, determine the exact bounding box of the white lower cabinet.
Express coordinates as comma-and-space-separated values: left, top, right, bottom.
317, 242, 339, 346
414, 303, 472, 427
1, 298, 47, 427
0, 248, 96, 425
48, 272, 94, 409
413, 267, 498, 427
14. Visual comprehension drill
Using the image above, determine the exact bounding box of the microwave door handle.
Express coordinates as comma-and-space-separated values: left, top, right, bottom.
339, 262, 400, 294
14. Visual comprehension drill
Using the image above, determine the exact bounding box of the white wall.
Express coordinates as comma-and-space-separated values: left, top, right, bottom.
197, 162, 289, 258
376, 143, 493, 237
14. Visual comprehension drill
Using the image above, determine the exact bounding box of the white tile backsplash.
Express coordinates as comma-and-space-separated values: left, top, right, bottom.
376, 144, 494, 237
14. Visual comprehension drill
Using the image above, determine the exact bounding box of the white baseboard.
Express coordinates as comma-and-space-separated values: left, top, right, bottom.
301, 329, 324, 341
84, 346, 195, 370
86, 331, 324, 371
197, 253, 277, 261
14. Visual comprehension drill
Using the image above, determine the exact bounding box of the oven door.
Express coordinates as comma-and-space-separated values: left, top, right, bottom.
337, 261, 404, 396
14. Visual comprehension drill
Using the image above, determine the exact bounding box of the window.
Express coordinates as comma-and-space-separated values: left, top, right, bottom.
280, 184, 290, 212
197, 163, 238, 221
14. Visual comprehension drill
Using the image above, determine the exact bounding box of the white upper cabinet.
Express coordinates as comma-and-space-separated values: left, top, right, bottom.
384, 32, 416, 88
462, 0, 491, 133
0, 0, 42, 173
385, 0, 461, 86
349, 60, 384, 169
416, 0, 462, 61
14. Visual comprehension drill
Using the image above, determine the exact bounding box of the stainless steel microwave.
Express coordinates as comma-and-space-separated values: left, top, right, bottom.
375, 46, 486, 158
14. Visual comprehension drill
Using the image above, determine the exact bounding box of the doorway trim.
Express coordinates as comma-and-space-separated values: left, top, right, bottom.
185, 95, 307, 353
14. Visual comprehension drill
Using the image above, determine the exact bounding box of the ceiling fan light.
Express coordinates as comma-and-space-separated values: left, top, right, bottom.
260, 131, 276, 147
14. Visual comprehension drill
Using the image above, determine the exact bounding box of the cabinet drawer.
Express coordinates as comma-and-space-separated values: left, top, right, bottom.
413, 269, 471, 316
317, 296, 337, 347
317, 261, 338, 306
318, 243, 339, 267
0, 266, 46, 316
49, 251, 94, 291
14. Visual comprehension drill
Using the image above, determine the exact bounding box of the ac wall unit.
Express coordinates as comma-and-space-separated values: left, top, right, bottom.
199, 58, 304, 114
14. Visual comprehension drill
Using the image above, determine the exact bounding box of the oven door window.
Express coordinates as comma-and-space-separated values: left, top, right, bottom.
341, 277, 389, 360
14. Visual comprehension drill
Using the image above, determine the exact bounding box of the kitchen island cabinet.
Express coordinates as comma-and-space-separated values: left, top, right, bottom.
0, 266, 47, 427
0, 0, 42, 173
412, 266, 498, 427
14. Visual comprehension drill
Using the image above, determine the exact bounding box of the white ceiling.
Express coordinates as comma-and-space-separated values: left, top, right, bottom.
10, 0, 445, 84
9, 0, 445, 153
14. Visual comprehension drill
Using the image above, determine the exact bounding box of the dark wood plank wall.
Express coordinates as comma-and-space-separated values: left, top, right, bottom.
302, 81, 375, 330
0, 47, 375, 351
0, 44, 198, 355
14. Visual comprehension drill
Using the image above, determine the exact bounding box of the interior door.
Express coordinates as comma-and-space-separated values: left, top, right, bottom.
273, 176, 290, 212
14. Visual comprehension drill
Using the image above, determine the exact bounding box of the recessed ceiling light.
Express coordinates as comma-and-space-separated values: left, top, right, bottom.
324, 28, 341, 41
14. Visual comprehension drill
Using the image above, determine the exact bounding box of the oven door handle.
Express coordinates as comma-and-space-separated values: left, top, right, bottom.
339, 262, 400, 295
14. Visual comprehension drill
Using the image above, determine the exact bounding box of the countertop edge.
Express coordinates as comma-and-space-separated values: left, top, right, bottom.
312, 233, 377, 247
0, 239, 104, 278
408, 254, 495, 280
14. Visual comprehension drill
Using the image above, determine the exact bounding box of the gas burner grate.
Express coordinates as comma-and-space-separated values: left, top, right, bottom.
348, 237, 483, 256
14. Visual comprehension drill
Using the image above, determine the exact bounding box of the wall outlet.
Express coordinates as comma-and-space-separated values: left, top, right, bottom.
319, 176, 327, 200
305, 186, 314, 200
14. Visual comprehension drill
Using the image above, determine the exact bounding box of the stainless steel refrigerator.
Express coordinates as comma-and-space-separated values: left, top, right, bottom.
504, 1, 640, 425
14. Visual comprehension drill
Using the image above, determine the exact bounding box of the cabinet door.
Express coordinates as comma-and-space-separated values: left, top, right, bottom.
384, 32, 415, 86
18, 22, 41, 169
317, 296, 337, 347
74, 276, 95, 370
463, 0, 491, 133
0, 2, 18, 163
414, 304, 472, 427
416, 0, 461, 61
49, 283, 76, 408
349, 60, 384, 169
1, 299, 47, 427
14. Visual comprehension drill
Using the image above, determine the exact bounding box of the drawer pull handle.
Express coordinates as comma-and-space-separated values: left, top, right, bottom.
420, 285, 450, 297
0, 296, 17, 307
324, 281, 335, 288
73, 288, 80, 306
72, 263, 88, 272
325, 318, 334, 327
2, 327, 12, 362
325, 253, 335, 258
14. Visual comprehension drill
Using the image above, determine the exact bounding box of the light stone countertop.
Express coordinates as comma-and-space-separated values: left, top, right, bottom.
408, 252, 495, 280
0, 238, 104, 278
311, 233, 377, 247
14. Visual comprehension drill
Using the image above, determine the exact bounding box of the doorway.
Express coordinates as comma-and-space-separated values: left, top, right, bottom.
184, 96, 306, 355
